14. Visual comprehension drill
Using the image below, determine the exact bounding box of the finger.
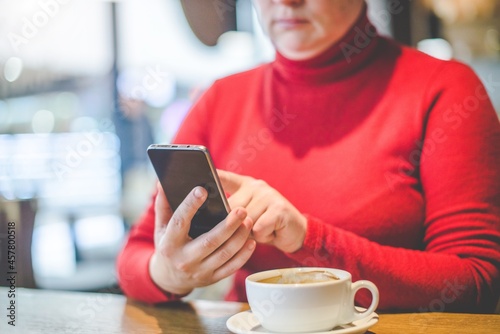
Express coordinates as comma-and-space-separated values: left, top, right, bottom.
201, 215, 253, 267
217, 169, 254, 210
154, 182, 173, 232
211, 237, 256, 283
164, 186, 208, 244
226, 189, 252, 212
187, 207, 248, 260
217, 169, 245, 195
199, 215, 255, 280
236, 191, 268, 226
251, 210, 280, 244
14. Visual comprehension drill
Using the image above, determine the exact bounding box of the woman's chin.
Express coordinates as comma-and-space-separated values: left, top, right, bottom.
276, 44, 324, 61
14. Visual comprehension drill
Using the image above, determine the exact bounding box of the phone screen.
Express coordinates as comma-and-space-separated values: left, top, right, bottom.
147, 145, 229, 238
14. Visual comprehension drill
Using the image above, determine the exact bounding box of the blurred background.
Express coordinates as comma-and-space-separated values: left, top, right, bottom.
0, 0, 499, 297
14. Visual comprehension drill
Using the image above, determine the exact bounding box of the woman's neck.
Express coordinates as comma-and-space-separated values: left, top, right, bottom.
272, 5, 380, 84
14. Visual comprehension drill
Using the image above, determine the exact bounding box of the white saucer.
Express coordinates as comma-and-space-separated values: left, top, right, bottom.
226, 310, 379, 334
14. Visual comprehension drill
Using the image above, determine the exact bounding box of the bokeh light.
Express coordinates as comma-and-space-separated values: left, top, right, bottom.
32, 109, 55, 133
4, 57, 23, 82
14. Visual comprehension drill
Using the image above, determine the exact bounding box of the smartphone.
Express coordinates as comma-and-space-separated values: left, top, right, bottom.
147, 144, 230, 238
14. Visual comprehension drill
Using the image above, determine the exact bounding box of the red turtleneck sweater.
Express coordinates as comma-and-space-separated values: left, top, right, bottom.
117, 12, 500, 312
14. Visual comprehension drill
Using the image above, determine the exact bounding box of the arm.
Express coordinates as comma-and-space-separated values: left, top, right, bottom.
288, 63, 500, 312
219, 63, 500, 313
117, 86, 256, 303
116, 86, 211, 303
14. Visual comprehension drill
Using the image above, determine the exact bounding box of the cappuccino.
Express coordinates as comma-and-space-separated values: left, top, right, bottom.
246, 267, 380, 332
257, 270, 339, 284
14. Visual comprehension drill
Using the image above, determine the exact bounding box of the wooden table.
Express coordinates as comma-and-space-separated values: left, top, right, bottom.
0, 287, 498, 333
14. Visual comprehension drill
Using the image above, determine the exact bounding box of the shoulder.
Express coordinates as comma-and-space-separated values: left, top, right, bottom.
379, 37, 486, 104
193, 62, 271, 111
389, 38, 481, 85
186, 62, 271, 121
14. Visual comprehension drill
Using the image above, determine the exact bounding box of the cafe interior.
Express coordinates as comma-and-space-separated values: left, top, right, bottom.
0, 0, 499, 331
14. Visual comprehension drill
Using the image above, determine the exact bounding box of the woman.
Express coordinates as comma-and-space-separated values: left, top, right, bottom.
117, 0, 500, 312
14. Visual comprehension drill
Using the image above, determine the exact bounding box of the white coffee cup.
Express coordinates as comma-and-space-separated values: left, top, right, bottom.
245, 267, 379, 333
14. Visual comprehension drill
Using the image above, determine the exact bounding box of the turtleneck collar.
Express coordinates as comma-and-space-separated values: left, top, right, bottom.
272, 4, 380, 84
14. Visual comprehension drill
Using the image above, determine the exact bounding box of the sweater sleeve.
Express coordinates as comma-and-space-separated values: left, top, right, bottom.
287, 63, 500, 313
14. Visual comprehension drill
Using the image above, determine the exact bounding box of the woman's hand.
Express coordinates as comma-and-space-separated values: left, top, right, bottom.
149, 183, 256, 295
218, 170, 307, 254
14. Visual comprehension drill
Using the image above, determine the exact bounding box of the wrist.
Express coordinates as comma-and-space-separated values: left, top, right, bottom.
294, 214, 308, 252
148, 252, 193, 296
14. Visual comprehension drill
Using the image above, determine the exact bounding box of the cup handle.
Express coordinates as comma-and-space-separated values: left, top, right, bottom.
344, 280, 379, 323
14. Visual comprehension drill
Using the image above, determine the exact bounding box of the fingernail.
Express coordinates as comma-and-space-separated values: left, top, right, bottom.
248, 240, 256, 250
194, 187, 205, 198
